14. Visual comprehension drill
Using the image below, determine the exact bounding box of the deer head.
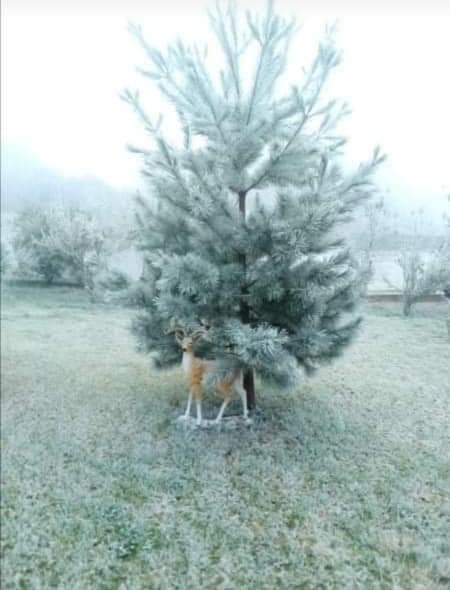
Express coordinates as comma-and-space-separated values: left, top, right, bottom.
167, 323, 209, 352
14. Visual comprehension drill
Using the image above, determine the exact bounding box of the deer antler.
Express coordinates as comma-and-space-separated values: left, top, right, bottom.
165, 320, 210, 342
164, 322, 186, 343
191, 320, 211, 341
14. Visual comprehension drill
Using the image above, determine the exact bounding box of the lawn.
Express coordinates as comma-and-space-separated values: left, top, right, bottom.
1, 284, 449, 589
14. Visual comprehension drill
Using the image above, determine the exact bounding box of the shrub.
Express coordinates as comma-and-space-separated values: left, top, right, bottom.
13, 206, 109, 286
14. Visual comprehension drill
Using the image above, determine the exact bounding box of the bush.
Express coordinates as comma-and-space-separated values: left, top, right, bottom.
12, 206, 109, 286
97, 269, 131, 292
0, 241, 10, 275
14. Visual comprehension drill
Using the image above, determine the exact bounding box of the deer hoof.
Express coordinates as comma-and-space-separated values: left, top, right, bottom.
244, 417, 253, 426
177, 414, 189, 421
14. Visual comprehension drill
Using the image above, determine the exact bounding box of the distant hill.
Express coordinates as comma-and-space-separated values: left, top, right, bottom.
1, 144, 131, 221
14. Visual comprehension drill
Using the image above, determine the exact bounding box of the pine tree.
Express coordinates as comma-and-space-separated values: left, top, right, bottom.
123, 1, 384, 410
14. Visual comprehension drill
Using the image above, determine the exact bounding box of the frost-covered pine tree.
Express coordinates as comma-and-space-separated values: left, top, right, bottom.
123, 1, 384, 409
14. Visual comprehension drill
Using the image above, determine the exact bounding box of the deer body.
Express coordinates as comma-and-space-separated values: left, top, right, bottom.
175, 330, 249, 426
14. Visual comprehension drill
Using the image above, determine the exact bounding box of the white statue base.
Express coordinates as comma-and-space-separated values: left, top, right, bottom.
175, 414, 253, 430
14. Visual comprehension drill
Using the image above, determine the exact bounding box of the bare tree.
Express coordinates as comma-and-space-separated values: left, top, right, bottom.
357, 196, 386, 288
398, 248, 449, 316
384, 209, 450, 316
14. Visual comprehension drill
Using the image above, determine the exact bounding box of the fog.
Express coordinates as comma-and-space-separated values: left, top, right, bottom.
2, 0, 450, 223
2, 10, 450, 582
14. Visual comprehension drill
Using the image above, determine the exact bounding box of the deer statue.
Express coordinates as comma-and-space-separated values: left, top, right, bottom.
170, 326, 250, 426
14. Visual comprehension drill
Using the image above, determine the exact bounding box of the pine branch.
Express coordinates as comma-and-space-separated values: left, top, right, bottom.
209, 1, 242, 101
246, 40, 335, 192
245, 25, 269, 125
245, 1, 295, 125
187, 154, 235, 223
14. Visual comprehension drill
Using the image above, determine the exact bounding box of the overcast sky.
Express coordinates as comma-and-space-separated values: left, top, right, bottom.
2, 0, 450, 217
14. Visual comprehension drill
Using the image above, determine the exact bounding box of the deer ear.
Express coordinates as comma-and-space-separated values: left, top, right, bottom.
175, 330, 184, 344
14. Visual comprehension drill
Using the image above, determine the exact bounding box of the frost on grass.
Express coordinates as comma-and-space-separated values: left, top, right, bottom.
1, 286, 450, 589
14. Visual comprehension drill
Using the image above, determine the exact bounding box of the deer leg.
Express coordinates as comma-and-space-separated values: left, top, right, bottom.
178, 391, 192, 420
190, 385, 203, 427
214, 398, 230, 423
236, 382, 251, 423
195, 400, 203, 426
215, 381, 233, 423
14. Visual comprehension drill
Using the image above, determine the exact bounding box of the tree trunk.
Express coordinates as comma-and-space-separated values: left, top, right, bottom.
244, 369, 256, 410
402, 296, 413, 317
238, 190, 256, 409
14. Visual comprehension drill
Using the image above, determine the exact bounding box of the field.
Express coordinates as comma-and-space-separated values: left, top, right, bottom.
1, 285, 450, 589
